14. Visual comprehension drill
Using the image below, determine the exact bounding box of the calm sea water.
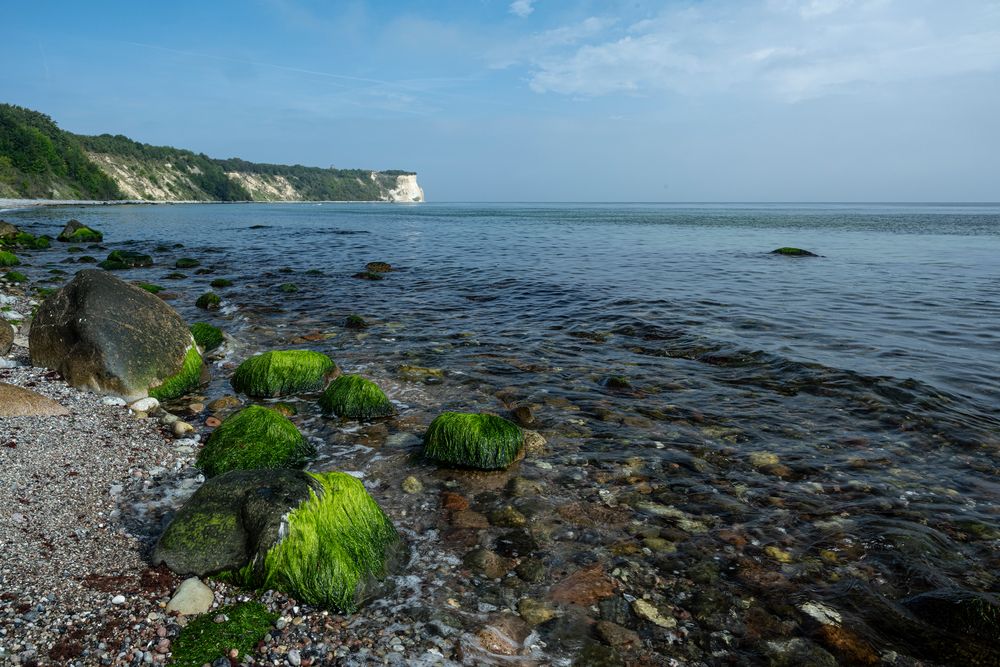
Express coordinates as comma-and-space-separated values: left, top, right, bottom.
6, 202, 1000, 664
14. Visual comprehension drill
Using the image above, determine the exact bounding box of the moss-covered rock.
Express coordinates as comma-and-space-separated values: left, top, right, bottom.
175, 258, 200, 268
98, 250, 152, 270
258, 471, 401, 611
278, 282, 299, 293
231, 349, 336, 397
29, 270, 199, 401
365, 261, 392, 273
164, 271, 186, 280
352, 271, 384, 281
210, 278, 233, 288
137, 282, 164, 294
170, 602, 276, 667
148, 346, 202, 401
191, 322, 224, 352
771, 247, 818, 257
0, 251, 20, 267
2, 270, 27, 283
195, 292, 221, 310
196, 405, 313, 477
57, 219, 103, 243
345, 314, 368, 329
319, 374, 395, 421
153, 468, 401, 612
77, 255, 97, 263
422, 412, 523, 470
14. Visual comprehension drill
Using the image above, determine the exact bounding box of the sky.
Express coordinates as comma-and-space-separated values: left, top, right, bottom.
2, 0, 999, 201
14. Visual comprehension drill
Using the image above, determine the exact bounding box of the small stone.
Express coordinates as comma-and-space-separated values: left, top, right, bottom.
632, 599, 675, 628
172, 420, 194, 438
130, 397, 160, 413
205, 416, 221, 428
522, 430, 546, 455
549, 564, 617, 606
287, 649, 301, 666
187, 402, 205, 414
207, 395, 242, 412
441, 491, 469, 510
764, 545, 794, 564
450, 510, 489, 529
111, 594, 126, 605
595, 620, 641, 650
102, 396, 127, 407
517, 598, 555, 625
463, 548, 514, 579
506, 477, 543, 497
165, 577, 214, 615
750, 452, 780, 468
515, 558, 546, 583
510, 405, 534, 426
401, 476, 423, 494
489, 506, 527, 527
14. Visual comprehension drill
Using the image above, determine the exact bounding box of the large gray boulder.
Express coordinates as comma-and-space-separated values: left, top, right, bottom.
29, 269, 200, 401
0, 317, 13, 356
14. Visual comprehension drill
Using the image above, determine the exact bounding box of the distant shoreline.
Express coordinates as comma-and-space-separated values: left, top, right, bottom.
0, 198, 424, 213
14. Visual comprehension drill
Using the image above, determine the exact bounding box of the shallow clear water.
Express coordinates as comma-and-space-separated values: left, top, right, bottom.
6, 202, 1000, 664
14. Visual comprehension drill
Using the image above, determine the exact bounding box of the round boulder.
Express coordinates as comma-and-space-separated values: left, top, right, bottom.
29, 270, 201, 401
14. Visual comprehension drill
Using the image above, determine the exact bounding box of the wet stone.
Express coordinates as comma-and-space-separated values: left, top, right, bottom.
489, 505, 527, 528
595, 620, 642, 651
517, 598, 556, 626
494, 529, 539, 558
463, 548, 514, 579
515, 558, 546, 583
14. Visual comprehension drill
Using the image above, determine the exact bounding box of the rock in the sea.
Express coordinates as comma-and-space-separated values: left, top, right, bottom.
319, 374, 395, 420
365, 262, 392, 273
154, 469, 402, 612
57, 219, 103, 243
0, 220, 19, 240
0, 250, 20, 267
0, 382, 70, 417
98, 250, 152, 270
231, 349, 336, 397
190, 322, 224, 352
770, 247, 818, 257
762, 638, 837, 667
196, 405, 314, 477
166, 577, 215, 615
422, 412, 523, 470
0, 317, 13, 356
29, 270, 202, 401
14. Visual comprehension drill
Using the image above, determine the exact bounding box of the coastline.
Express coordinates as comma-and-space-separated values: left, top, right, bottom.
0, 199, 426, 213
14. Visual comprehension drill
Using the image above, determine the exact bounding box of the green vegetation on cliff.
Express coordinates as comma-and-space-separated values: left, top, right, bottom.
0, 104, 121, 199
0, 102, 419, 201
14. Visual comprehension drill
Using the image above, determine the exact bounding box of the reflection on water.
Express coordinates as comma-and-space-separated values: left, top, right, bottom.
8, 202, 1000, 665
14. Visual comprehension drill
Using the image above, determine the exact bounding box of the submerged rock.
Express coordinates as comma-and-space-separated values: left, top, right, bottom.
231, 349, 336, 397
196, 405, 314, 477
770, 247, 818, 257
29, 270, 201, 401
154, 469, 402, 612
365, 261, 392, 273
422, 412, 523, 470
98, 250, 152, 270
319, 374, 395, 420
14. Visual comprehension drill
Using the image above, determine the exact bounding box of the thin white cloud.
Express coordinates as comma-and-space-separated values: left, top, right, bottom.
523, 1, 1000, 101
509, 0, 536, 18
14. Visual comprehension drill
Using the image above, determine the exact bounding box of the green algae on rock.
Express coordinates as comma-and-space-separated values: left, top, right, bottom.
352, 271, 384, 281
195, 291, 221, 310
278, 282, 299, 293
423, 412, 523, 470
258, 471, 402, 611
365, 261, 392, 273
210, 278, 233, 288
190, 322, 224, 352
169, 601, 276, 667
319, 374, 395, 421
2, 270, 27, 283
345, 314, 368, 329
57, 220, 103, 243
153, 468, 401, 613
770, 247, 818, 257
175, 257, 200, 268
231, 349, 336, 397
148, 345, 203, 401
0, 251, 20, 267
137, 282, 163, 294
196, 405, 313, 477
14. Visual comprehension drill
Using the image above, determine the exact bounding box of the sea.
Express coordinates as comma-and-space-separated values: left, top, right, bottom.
4, 202, 999, 665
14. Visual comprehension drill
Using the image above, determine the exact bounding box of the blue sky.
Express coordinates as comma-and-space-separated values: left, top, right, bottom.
3, 1, 999, 201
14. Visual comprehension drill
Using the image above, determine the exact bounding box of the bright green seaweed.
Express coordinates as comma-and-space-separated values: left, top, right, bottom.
319, 374, 395, 421
196, 405, 313, 477
259, 472, 400, 611
169, 602, 276, 667
148, 346, 202, 401
422, 412, 523, 470
191, 322, 224, 352
0, 251, 20, 267
231, 349, 336, 397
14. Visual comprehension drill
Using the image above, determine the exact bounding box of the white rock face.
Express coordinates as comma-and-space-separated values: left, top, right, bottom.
166, 577, 214, 615
385, 174, 425, 202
